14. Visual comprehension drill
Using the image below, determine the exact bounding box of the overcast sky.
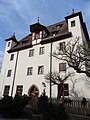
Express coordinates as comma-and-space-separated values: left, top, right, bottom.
0, 0, 90, 63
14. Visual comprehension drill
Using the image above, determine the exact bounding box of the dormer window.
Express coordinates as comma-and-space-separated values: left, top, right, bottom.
52, 31, 57, 36
32, 30, 46, 45
39, 31, 42, 39
43, 30, 46, 38
32, 31, 43, 41
32, 32, 36, 40
30, 22, 49, 45
21, 40, 29, 45
56, 24, 63, 29
36, 33, 40, 39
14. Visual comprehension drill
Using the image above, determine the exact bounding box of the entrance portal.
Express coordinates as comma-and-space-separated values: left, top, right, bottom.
28, 85, 39, 97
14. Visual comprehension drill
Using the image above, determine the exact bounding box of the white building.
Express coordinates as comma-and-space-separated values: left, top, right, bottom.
0, 11, 90, 99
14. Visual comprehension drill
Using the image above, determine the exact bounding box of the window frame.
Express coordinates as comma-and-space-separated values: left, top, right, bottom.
8, 42, 10, 47
59, 63, 66, 72
36, 32, 40, 39
39, 31, 43, 39
29, 49, 34, 57
58, 83, 69, 97
10, 54, 14, 61
7, 70, 12, 77
3, 85, 10, 96
16, 85, 23, 96
38, 66, 44, 75
32, 32, 36, 40
27, 67, 33, 75
71, 20, 75, 27
39, 47, 45, 55
64, 84, 69, 96
59, 42, 65, 51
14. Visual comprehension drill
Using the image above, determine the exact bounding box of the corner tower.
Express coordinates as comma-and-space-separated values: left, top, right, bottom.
5, 33, 18, 51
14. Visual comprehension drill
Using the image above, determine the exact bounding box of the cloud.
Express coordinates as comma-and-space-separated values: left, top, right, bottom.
0, 0, 49, 41
0, 0, 47, 24
0, 0, 90, 45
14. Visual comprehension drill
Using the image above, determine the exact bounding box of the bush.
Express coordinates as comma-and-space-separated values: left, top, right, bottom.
37, 90, 68, 120
0, 95, 30, 118
0, 96, 13, 115
44, 103, 68, 120
81, 97, 87, 106
37, 89, 48, 114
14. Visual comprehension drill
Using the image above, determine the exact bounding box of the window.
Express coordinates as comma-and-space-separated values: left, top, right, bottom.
29, 49, 34, 57
8, 42, 10, 47
56, 24, 63, 29
10, 54, 14, 61
42, 30, 46, 38
39, 31, 42, 39
16, 85, 23, 96
3, 85, 10, 96
36, 33, 40, 39
32, 32, 36, 40
58, 83, 69, 97
71, 20, 75, 27
59, 42, 65, 51
59, 63, 66, 71
7, 70, 12, 77
38, 66, 44, 74
22, 40, 29, 45
27, 67, 33, 75
39, 47, 45, 55
64, 84, 69, 96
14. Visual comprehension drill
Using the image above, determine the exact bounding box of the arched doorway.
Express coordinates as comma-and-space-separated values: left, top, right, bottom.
28, 84, 39, 97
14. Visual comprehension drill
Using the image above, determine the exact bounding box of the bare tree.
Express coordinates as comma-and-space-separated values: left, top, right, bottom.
45, 71, 72, 85
45, 71, 73, 101
53, 37, 90, 77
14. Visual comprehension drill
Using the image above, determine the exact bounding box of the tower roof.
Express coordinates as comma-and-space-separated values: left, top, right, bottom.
5, 33, 18, 43
30, 22, 50, 35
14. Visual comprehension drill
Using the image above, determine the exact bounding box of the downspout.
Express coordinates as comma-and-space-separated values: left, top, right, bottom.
50, 42, 52, 99
11, 51, 19, 97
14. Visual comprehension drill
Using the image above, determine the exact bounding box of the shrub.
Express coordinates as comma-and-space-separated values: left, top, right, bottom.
0, 95, 30, 118
81, 97, 87, 106
0, 96, 13, 115
37, 89, 48, 114
37, 90, 68, 120
44, 103, 68, 120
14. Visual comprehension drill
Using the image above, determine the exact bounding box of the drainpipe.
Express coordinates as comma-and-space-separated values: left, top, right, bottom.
11, 51, 19, 97
50, 42, 52, 99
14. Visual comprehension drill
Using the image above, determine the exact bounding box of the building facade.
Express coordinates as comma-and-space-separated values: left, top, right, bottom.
0, 11, 90, 99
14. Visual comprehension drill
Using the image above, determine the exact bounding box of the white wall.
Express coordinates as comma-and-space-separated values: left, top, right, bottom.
0, 40, 18, 96
0, 13, 90, 99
